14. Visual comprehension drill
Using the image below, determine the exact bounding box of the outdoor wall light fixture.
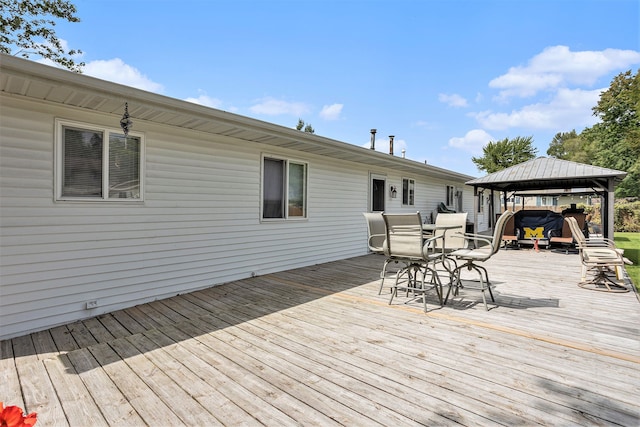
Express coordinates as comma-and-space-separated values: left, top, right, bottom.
120, 102, 133, 137
390, 185, 397, 198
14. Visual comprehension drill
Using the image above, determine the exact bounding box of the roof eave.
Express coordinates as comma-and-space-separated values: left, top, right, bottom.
0, 54, 475, 182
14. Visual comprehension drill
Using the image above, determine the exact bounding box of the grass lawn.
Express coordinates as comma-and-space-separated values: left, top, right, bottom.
615, 232, 639, 292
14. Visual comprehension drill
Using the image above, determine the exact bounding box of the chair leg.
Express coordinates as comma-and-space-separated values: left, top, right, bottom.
389, 263, 442, 312
578, 266, 629, 293
378, 259, 391, 295
445, 261, 494, 310
475, 264, 493, 298
420, 264, 443, 309
444, 264, 464, 304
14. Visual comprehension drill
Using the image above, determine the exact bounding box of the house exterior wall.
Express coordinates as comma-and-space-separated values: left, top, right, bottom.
0, 94, 472, 339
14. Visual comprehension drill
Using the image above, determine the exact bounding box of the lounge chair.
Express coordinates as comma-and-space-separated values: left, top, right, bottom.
566, 216, 631, 292
437, 202, 456, 213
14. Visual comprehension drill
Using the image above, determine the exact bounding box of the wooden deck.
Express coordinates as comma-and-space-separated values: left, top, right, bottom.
2, 249, 639, 426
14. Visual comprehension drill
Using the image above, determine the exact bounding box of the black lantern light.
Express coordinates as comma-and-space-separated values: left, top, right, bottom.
120, 102, 133, 137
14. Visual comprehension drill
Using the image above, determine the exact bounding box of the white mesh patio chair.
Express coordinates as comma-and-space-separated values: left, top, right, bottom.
363, 212, 396, 294
433, 212, 468, 272
445, 210, 514, 310
382, 212, 446, 312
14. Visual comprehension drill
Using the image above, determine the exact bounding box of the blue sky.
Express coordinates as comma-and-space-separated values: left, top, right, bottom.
43, 0, 640, 177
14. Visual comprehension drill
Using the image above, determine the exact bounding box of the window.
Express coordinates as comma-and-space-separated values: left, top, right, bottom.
56, 120, 142, 201
477, 192, 484, 213
402, 178, 415, 206
262, 156, 307, 219
446, 185, 455, 207
538, 196, 558, 207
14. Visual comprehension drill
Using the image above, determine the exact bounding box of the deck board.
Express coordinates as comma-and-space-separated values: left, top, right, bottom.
1, 249, 639, 426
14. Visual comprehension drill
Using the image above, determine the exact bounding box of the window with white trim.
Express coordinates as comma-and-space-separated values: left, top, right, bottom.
402, 178, 415, 206
262, 156, 307, 219
56, 120, 143, 201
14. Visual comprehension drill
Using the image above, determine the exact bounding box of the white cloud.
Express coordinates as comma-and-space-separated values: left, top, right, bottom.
319, 103, 343, 120
249, 97, 310, 116
438, 93, 468, 107
448, 129, 494, 155
472, 87, 602, 130
490, 45, 640, 98
83, 58, 164, 93
184, 94, 223, 109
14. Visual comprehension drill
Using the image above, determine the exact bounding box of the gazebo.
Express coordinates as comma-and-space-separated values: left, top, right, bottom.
465, 157, 627, 239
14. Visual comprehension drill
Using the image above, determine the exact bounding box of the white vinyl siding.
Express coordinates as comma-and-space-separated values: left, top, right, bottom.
0, 94, 475, 340
0, 96, 373, 339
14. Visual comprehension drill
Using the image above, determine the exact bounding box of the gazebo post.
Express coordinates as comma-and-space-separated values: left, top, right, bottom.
473, 186, 479, 235
604, 178, 615, 239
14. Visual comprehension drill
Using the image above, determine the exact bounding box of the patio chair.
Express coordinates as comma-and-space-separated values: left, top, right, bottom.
363, 212, 385, 254
549, 217, 576, 254
363, 212, 395, 294
499, 213, 519, 249
445, 210, 514, 310
565, 216, 632, 262
382, 212, 446, 312
566, 216, 631, 292
433, 212, 468, 272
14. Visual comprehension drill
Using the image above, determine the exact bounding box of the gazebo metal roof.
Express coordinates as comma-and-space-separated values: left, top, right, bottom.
466, 157, 627, 193
465, 157, 626, 239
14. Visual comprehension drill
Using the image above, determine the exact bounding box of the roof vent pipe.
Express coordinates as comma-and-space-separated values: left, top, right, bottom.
370, 129, 376, 150
389, 135, 395, 156
401, 148, 406, 158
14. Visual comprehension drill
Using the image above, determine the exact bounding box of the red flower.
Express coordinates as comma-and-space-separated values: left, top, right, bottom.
0, 402, 37, 427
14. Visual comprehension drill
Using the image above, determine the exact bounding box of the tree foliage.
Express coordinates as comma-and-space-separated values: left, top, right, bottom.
546, 129, 594, 164
589, 70, 640, 197
472, 136, 538, 173
0, 0, 84, 72
295, 118, 315, 134
549, 70, 639, 197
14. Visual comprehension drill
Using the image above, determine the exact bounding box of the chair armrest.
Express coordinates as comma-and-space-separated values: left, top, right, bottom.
423, 233, 446, 254
368, 233, 385, 245
586, 237, 617, 246
452, 232, 493, 248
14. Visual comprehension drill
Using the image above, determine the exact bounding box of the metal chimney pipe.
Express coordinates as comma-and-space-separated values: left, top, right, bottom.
370, 129, 377, 150
389, 135, 395, 155
401, 148, 406, 158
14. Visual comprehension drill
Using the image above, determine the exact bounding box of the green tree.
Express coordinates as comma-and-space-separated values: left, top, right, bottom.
0, 0, 84, 72
547, 130, 576, 159
472, 136, 538, 173
547, 130, 593, 164
295, 118, 314, 134
586, 69, 640, 197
